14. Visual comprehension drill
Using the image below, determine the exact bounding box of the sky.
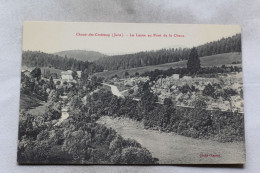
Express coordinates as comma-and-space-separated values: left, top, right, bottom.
23, 22, 241, 55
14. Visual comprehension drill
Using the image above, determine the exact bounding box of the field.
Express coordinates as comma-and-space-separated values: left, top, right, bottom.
94, 52, 242, 79
97, 116, 246, 164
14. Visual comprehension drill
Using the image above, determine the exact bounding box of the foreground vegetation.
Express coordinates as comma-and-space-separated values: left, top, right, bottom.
18, 71, 157, 164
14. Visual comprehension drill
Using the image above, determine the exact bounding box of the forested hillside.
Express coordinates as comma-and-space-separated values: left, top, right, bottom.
22, 51, 104, 73
54, 50, 106, 62
95, 34, 241, 70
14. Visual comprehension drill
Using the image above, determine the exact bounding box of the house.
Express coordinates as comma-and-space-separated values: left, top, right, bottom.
22, 70, 31, 77
61, 70, 74, 83
211, 103, 219, 109
76, 71, 82, 78
124, 78, 135, 86
182, 76, 192, 80
171, 74, 180, 80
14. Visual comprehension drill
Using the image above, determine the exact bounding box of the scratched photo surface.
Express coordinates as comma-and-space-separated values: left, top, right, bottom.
18, 22, 245, 164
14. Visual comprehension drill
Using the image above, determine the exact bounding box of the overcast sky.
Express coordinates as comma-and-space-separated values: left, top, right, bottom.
23, 22, 241, 55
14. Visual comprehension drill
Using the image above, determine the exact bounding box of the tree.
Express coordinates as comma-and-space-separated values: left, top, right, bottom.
81, 69, 89, 82
187, 48, 200, 74
194, 99, 207, 109
31, 67, 41, 80
124, 71, 129, 77
121, 147, 155, 164
72, 71, 77, 79
49, 76, 55, 89
203, 83, 215, 97
163, 98, 173, 106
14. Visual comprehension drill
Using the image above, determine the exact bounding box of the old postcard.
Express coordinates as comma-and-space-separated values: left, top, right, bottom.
18, 22, 245, 164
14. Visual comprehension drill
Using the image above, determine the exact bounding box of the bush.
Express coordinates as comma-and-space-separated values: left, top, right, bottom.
121, 147, 157, 164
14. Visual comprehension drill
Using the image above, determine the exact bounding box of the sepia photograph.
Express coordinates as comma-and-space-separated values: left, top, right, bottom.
17, 22, 245, 164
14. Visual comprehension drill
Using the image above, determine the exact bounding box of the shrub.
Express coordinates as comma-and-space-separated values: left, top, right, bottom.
121, 147, 156, 164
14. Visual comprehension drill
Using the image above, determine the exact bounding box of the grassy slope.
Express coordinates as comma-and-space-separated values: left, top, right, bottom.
97, 116, 245, 164
94, 52, 242, 79
19, 93, 42, 110
26, 103, 48, 115
200, 52, 241, 66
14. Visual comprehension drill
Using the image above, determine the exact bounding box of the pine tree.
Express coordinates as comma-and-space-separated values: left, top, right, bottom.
30, 67, 41, 80
187, 47, 200, 74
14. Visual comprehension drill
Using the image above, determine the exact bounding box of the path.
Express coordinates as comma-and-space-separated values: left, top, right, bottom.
101, 83, 124, 97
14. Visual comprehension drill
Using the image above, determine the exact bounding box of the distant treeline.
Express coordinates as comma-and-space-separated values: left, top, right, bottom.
96, 34, 241, 70
22, 51, 104, 73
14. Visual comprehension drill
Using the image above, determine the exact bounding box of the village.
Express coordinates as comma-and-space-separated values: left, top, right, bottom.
21, 66, 244, 114
109, 72, 244, 113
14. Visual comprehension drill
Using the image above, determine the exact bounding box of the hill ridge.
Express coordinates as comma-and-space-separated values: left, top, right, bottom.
54, 50, 107, 62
